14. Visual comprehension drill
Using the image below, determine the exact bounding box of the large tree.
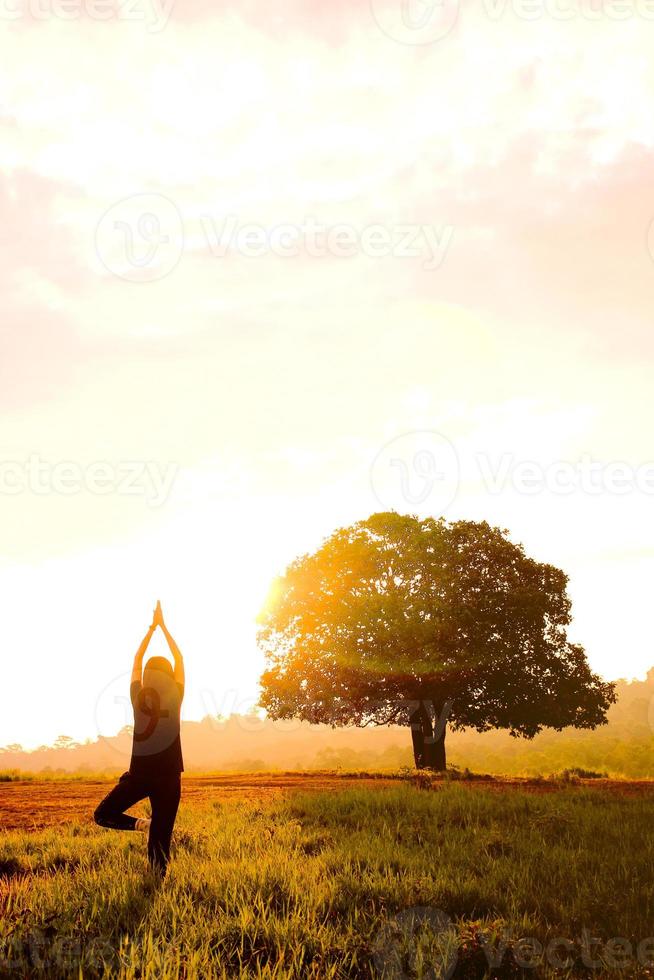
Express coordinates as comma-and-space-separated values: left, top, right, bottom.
258, 513, 616, 770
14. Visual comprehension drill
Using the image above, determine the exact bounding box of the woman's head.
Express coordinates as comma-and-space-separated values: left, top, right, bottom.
143, 656, 174, 694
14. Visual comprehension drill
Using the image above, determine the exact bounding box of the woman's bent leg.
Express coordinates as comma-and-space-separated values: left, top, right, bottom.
94, 772, 146, 831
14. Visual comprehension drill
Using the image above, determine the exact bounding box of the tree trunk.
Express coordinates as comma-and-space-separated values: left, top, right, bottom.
409, 702, 427, 768
425, 723, 446, 771
409, 700, 447, 771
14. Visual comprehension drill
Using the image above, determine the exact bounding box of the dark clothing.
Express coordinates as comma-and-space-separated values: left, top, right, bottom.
129, 679, 184, 777
94, 770, 181, 873
94, 672, 184, 872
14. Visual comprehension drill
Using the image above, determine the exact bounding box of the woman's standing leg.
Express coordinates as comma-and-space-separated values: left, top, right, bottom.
147, 775, 181, 874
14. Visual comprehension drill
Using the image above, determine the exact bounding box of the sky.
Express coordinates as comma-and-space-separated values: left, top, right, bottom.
2, 0, 654, 749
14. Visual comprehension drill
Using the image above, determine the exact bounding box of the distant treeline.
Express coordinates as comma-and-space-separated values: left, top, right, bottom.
2, 671, 653, 778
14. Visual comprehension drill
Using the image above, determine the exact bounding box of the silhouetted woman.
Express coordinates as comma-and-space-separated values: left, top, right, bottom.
94, 601, 185, 875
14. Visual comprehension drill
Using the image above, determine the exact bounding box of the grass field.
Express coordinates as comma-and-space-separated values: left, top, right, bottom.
1, 776, 653, 978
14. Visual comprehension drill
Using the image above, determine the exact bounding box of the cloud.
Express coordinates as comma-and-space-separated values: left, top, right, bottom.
1, 0, 654, 730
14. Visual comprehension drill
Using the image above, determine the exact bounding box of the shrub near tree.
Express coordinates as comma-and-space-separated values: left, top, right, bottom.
258, 513, 616, 770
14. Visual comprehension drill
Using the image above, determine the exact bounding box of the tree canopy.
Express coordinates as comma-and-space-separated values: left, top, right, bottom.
258, 512, 616, 769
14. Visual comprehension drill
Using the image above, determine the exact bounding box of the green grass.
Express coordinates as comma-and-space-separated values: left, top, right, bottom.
0, 771, 120, 783
1, 784, 653, 978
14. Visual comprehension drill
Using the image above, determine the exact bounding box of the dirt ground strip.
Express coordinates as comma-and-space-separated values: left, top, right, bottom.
1, 774, 653, 832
